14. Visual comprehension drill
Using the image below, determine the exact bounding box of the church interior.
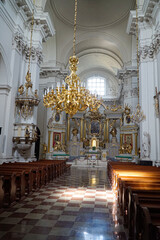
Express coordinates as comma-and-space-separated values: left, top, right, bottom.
0, 0, 160, 239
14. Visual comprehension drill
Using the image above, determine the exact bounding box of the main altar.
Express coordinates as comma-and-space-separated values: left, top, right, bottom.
44, 104, 138, 164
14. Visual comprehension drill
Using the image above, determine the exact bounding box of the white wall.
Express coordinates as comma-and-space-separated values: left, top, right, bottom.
0, 0, 54, 163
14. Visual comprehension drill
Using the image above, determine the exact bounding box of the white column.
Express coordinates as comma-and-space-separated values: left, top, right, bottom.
155, 52, 160, 162
139, 58, 157, 161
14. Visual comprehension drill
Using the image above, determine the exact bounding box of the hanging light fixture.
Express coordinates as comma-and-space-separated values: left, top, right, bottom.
15, 0, 40, 120
131, 0, 145, 124
43, 0, 101, 117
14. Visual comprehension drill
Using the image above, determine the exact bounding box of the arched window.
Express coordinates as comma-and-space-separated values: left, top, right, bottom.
87, 76, 105, 96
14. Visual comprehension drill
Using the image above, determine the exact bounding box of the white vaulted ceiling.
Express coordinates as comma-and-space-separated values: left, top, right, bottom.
44, 0, 135, 99
50, 0, 134, 29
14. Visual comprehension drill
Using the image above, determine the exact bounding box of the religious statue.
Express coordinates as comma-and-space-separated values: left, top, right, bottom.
32, 128, 38, 141
154, 87, 160, 115
18, 85, 24, 95
72, 128, 78, 136
110, 127, 117, 137
48, 115, 54, 128
142, 132, 150, 159
25, 71, 32, 89
119, 143, 132, 154
42, 143, 47, 153
72, 128, 78, 142
54, 141, 66, 152
34, 89, 38, 98
25, 125, 30, 138
83, 138, 89, 148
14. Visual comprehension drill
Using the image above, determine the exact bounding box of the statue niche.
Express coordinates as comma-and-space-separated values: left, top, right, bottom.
90, 136, 99, 150
110, 120, 117, 144
72, 128, 78, 142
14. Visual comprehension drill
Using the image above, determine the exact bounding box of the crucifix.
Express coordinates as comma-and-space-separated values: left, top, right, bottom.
154, 87, 160, 115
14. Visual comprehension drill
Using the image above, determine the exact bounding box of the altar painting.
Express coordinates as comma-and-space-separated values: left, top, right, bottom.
53, 132, 61, 147
124, 134, 132, 145
90, 120, 100, 134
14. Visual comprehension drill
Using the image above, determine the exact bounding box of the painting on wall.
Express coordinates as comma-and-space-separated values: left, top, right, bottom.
90, 120, 100, 135
55, 112, 60, 122
124, 134, 132, 145
53, 132, 61, 147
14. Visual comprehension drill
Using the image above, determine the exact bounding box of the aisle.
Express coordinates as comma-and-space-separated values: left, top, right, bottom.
0, 167, 127, 240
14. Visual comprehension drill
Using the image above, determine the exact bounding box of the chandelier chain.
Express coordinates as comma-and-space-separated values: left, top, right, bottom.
136, 0, 139, 105
43, 0, 101, 117
73, 0, 77, 56
28, 0, 35, 72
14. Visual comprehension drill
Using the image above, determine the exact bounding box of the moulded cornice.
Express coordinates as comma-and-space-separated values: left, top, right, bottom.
126, 10, 144, 35
127, 0, 159, 35
1, 0, 54, 43
0, 84, 11, 95
34, 10, 55, 41
11, 0, 55, 41
40, 66, 68, 79
117, 66, 137, 80
142, 0, 159, 20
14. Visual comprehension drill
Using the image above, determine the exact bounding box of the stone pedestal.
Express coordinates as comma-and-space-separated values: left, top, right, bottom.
69, 141, 82, 157
111, 137, 117, 144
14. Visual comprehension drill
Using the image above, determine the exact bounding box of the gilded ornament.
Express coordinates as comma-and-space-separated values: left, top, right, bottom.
43, 0, 101, 117
18, 85, 24, 95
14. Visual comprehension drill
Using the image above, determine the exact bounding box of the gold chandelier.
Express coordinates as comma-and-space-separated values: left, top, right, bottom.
43, 0, 101, 117
15, 0, 40, 119
131, 0, 145, 124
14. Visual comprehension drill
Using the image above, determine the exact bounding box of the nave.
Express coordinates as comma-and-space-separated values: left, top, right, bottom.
0, 167, 126, 240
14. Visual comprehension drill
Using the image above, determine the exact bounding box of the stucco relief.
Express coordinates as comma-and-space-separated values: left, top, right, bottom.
139, 28, 160, 60
12, 32, 43, 64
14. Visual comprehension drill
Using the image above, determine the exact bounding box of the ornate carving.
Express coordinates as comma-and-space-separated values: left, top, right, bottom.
139, 29, 160, 59
117, 67, 137, 80
127, 1, 158, 35
54, 141, 66, 152
142, 132, 150, 159
12, 32, 43, 64
12, 33, 24, 52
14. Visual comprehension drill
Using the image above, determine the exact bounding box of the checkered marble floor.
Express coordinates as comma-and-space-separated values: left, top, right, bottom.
0, 167, 127, 240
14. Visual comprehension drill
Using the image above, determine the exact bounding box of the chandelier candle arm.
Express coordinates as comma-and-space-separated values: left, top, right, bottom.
43, 0, 102, 117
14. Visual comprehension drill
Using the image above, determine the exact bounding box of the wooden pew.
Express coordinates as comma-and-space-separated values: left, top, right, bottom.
129, 192, 160, 240
0, 172, 16, 207
0, 164, 37, 192
137, 206, 160, 240
118, 177, 160, 213
0, 176, 4, 208
108, 161, 160, 240
0, 159, 69, 208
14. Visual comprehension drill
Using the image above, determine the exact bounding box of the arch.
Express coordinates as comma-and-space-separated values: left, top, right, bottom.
80, 68, 121, 100
0, 46, 11, 157
0, 44, 11, 86
60, 31, 130, 66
